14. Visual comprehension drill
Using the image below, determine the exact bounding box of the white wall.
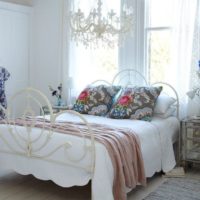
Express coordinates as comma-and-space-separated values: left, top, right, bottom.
30, 0, 64, 102
0, 0, 32, 6
2, 0, 68, 104
0, 1, 32, 116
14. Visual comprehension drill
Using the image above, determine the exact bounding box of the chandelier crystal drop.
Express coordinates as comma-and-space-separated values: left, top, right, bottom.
69, 0, 133, 48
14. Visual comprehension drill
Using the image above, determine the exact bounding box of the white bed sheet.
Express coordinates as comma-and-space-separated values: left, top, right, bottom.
0, 114, 179, 200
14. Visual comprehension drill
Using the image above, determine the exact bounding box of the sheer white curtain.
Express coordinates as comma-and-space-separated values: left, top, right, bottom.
187, 0, 200, 116
69, 43, 118, 98
170, 0, 197, 117
119, 0, 144, 74
170, 0, 197, 99
190, 0, 200, 88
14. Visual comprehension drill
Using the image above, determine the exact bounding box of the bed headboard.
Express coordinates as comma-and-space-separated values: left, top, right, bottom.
89, 79, 112, 86
111, 69, 179, 119
112, 69, 148, 86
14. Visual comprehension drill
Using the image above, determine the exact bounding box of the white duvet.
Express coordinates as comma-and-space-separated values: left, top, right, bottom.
0, 114, 179, 200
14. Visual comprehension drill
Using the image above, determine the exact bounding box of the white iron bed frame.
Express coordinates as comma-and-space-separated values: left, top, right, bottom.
0, 69, 180, 199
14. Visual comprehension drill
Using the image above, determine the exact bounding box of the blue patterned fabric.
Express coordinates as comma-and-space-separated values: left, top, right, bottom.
72, 85, 121, 116
0, 67, 10, 119
109, 86, 162, 121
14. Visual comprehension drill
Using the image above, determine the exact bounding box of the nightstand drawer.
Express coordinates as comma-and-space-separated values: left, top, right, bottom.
185, 141, 200, 159
185, 127, 200, 140
181, 117, 200, 165
186, 151, 200, 161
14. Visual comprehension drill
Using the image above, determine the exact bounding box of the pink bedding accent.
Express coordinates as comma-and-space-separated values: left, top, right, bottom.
4, 118, 146, 200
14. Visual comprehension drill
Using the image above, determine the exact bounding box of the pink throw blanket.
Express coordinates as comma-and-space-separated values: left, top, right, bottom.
3, 118, 146, 200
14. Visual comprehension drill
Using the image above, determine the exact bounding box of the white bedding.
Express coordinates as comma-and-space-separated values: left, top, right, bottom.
0, 114, 179, 200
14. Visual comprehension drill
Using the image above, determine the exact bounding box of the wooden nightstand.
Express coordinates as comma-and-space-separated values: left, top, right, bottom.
40, 105, 68, 115
181, 117, 200, 168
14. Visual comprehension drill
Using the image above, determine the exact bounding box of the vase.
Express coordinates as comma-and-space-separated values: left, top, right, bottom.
56, 97, 62, 106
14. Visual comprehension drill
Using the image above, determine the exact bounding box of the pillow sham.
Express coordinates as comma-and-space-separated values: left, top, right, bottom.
72, 85, 121, 116
109, 86, 162, 120
154, 106, 176, 118
154, 93, 176, 114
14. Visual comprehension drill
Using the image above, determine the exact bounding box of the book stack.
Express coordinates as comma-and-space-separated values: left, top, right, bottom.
163, 167, 185, 178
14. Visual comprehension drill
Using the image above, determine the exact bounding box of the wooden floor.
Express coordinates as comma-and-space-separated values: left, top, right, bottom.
0, 170, 91, 200
0, 167, 199, 200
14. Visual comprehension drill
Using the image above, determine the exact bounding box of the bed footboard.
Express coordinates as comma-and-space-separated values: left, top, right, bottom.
0, 87, 95, 177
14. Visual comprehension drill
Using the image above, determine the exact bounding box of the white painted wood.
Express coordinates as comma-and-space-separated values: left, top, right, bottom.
30, 0, 63, 102
0, 1, 32, 115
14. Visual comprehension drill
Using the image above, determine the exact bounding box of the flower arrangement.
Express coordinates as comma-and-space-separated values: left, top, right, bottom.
48, 83, 63, 106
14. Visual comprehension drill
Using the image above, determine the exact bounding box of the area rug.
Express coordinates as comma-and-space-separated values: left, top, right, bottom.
143, 177, 200, 200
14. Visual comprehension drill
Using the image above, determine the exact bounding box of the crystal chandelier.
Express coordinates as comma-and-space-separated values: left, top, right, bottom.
69, 0, 133, 48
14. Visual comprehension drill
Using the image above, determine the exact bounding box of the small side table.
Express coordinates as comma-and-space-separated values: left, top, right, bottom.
181, 117, 200, 168
52, 105, 68, 113
40, 105, 68, 115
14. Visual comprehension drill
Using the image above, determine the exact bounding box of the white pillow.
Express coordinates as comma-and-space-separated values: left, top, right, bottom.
154, 106, 176, 118
154, 93, 176, 114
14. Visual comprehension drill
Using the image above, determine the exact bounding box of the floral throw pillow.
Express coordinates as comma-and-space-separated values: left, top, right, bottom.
72, 85, 121, 116
109, 86, 162, 120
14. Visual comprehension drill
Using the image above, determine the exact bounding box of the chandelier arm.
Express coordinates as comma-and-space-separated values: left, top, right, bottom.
70, 21, 96, 33
70, 13, 97, 33
69, 0, 133, 48
105, 24, 131, 34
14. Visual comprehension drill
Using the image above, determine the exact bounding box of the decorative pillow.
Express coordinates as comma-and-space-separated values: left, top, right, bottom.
154, 93, 176, 114
72, 85, 121, 116
154, 106, 176, 118
109, 86, 162, 120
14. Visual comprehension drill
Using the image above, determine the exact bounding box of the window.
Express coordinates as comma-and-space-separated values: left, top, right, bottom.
70, 46, 118, 93
68, 0, 197, 102
145, 0, 174, 83
69, 0, 120, 95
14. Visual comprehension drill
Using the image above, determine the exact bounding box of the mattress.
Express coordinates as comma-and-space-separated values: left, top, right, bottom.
0, 114, 179, 200
55, 114, 179, 174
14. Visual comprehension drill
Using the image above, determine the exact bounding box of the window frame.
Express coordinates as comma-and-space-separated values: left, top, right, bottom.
143, 0, 174, 83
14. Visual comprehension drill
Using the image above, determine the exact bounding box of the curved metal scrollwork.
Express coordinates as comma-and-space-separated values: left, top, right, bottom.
111, 69, 179, 119
0, 88, 95, 174
112, 69, 148, 86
